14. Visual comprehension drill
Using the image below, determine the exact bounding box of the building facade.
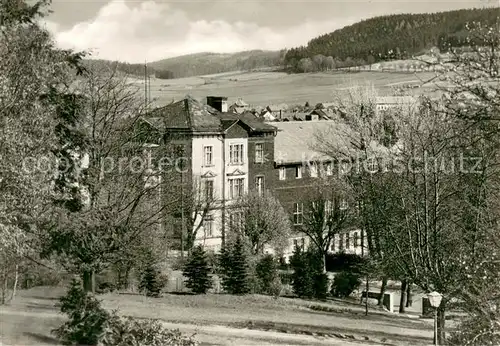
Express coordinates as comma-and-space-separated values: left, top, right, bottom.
142, 96, 366, 259
270, 121, 365, 261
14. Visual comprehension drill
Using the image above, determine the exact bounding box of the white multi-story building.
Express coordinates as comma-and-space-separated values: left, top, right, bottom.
140, 96, 370, 260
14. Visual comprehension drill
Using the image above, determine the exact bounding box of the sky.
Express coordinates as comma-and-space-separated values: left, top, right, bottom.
42, 0, 499, 63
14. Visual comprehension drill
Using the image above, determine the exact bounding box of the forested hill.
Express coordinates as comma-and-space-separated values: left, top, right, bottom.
86, 50, 284, 79
284, 7, 499, 72
148, 50, 285, 77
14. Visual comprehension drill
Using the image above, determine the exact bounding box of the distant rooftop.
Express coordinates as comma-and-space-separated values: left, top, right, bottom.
218, 111, 277, 133
234, 98, 249, 107
376, 96, 417, 104
145, 95, 221, 132
270, 121, 356, 165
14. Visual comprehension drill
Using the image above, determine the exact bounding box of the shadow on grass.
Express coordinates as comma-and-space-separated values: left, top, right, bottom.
26, 296, 61, 301
23, 302, 59, 313
166, 292, 196, 296
23, 332, 59, 345
232, 320, 432, 345
116, 291, 196, 297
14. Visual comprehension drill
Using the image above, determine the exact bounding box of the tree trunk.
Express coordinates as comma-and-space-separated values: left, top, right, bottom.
365, 276, 369, 316
91, 270, 96, 293
378, 276, 388, 307
124, 267, 131, 289
1, 272, 6, 305
322, 252, 327, 274
10, 264, 18, 303
82, 270, 93, 292
437, 303, 446, 344
406, 283, 412, 307
399, 280, 407, 313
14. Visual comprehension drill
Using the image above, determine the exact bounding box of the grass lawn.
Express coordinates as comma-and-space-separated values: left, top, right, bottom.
0, 286, 436, 346
136, 70, 439, 107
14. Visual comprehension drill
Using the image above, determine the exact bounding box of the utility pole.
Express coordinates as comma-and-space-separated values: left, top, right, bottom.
180, 146, 185, 259
144, 60, 148, 110
148, 74, 151, 107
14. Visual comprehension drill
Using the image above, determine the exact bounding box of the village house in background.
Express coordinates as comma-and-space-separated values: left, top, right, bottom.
228, 98, 249, 114
375, 95, 417, 112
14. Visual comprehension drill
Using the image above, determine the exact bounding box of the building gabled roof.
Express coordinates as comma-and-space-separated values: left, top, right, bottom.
221, 119, 239, 132
310, 109, 331, 120
217, 112, 277, 133
271, 121, 356, 165
144, 95, 222, 132
228, 103, 247, 114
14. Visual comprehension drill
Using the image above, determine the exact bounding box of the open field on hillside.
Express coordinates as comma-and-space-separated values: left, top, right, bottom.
128, 70, 440, 108
0, 286, 439, 346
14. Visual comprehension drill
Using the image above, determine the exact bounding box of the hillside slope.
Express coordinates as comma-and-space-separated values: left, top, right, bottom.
85, 50, 284, 79
149, 50, 284, 77
284, 7, 499, 71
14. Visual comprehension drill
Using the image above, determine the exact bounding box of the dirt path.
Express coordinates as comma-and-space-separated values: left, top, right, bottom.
0, 308, 374, 346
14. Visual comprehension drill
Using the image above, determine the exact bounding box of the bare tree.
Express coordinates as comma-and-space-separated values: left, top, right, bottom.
42, 64, 179, 292
314, 83, 403, 305
299, 176, 357, 273
227, 191, 291, 255
182, 176, 222, 253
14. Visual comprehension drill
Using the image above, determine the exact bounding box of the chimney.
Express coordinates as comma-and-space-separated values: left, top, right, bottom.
207, 96, 228, 113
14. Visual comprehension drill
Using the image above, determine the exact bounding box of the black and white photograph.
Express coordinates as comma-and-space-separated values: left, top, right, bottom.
0, 0, 499, 345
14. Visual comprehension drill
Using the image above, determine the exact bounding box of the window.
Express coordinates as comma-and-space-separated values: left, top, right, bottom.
229, 178, 244, 199
325, 162, 333, 176
293, 202, 304, 225
325, 200, 333, 216
229, 144, 244, 164
340, 198, 349, 210
229, 211, 244, 231
366, 157, 378, 172
309, 163, 318, 178
340, 161, 350, 175
295, 165, 302, 179
203, 215, 214, 237
293, 238, 305, 250
345, 233, 350, 249
203, 145, 213, 166
354, 232, 359, 247
279, 167, 286, 180
204, 180, 214, 201
255, 176, 264, 196
255, 143, 264, 163
339, 233, 344, 250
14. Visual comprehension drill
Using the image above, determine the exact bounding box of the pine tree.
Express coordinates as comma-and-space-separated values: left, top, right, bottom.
219, 238, 250, 295
183, 245, 212, 294
255, 254, 279, 295
138, 255, 163, 298
218, 244, 233, 290
229, 237, 250, 295
290, 246, 314, 298
290, 246, 329, 299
